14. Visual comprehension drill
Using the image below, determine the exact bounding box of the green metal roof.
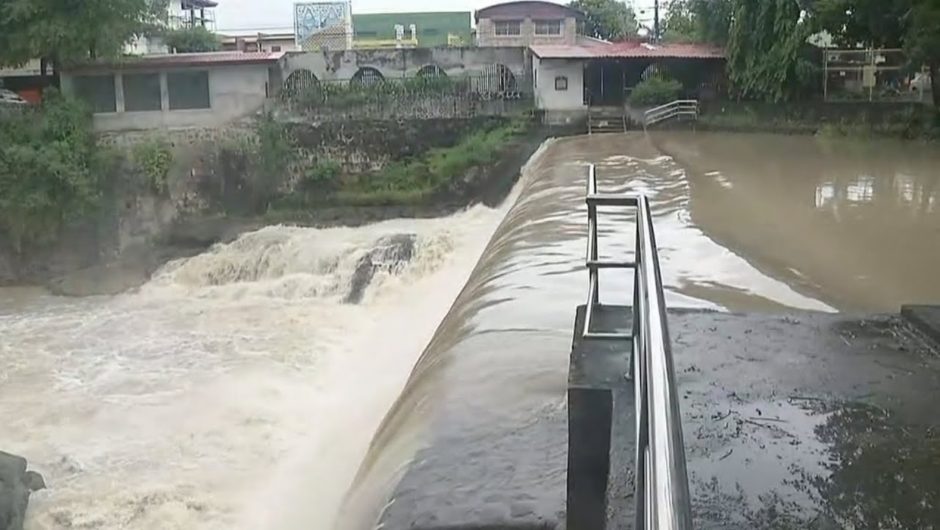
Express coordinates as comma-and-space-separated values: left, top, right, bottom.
352, 12, 472, 47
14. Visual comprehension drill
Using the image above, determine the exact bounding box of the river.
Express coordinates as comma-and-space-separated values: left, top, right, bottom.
1, 132, 938, 529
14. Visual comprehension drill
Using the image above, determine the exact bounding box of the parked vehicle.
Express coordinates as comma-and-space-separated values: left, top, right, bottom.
0, 88, 28, 105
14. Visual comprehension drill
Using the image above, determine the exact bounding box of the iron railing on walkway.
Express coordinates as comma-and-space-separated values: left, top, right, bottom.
583, 164, 694, 529
643, 100, 699, 128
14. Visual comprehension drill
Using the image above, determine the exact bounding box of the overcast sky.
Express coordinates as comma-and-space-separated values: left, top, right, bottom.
214, 0, 661, 32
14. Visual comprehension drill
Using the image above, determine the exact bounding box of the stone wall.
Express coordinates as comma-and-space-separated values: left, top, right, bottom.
288, 118, 502, 173
284, 47, 530, 84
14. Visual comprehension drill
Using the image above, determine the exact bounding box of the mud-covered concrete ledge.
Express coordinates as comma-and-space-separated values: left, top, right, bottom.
901, 304, 940, 346
369, 306, 940, 530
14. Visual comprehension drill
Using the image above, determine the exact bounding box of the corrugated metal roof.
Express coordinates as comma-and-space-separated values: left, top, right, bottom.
64, 51, 286, 73
476, 1, 583, 22
530, 42, 726, 60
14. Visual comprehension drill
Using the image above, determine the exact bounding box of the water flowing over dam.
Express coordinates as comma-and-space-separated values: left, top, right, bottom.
2, 132, 939, 529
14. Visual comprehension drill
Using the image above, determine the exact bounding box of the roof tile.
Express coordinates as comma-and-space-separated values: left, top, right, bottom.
530, 41, 725, 60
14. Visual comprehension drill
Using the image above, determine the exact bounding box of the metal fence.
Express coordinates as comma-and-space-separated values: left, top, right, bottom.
824, 48, 932, 103
278, 75, 532, 120
583, 164, 694, 530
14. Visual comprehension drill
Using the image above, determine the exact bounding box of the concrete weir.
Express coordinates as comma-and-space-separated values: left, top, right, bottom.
371, 307, 940, 529
338, 133, 940, 530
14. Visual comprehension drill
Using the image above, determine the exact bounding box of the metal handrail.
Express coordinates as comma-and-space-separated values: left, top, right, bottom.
582, 164, 694, 529
644, 100, 699, 128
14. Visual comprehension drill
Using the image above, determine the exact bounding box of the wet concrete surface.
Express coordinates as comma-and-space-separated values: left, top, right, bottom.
375, 309, 940, 529
902, 305, 940, 346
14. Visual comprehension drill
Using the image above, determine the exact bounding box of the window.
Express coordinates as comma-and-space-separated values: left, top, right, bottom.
72, 75, 116, 113
555, 76, 568, 91
422, 28, 440, 36
356, 30, 378, 38
494, 20, 522, 36
122, 73, 162, 112
534, 19, 563, 36
167, 70, 210, 110
271, 45, 282, 52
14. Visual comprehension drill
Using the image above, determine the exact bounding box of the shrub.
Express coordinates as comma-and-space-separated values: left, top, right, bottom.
301, 159, 342, 192
162, 26, 220, 53
0, 91, 100, 251
629, 76, 683, 106
132, 139, 173, 194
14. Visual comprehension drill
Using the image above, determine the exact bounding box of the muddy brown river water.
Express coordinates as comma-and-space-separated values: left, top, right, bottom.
1, 132, 938, 529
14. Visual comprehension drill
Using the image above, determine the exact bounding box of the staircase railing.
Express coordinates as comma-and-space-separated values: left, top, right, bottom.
643, 100, 699, 129
583, 164, 694, 529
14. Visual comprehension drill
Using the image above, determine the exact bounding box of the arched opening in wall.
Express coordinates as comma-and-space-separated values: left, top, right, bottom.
477, 64, 518, 98
640, 62, 665, 82
416, 64, 447, 78
282, 69, 319, 100
351, 67, 385, 87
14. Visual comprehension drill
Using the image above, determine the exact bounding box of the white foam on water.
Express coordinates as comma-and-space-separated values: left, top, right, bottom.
0, 204, 509, 530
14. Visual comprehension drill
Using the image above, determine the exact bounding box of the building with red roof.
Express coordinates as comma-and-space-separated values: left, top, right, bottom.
529, 39, 726, 124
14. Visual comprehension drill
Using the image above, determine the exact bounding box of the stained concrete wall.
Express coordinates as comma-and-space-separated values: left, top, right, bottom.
533, 56, 587, 124
284, 46, 528, 82
61, 63, 277, 132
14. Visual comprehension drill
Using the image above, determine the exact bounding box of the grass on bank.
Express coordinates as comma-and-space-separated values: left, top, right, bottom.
275, 116, 531, 209
698, 103, 940, 140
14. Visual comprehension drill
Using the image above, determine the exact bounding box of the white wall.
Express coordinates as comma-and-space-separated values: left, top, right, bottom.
533, 56, 585, 123
62, 63, 273, 132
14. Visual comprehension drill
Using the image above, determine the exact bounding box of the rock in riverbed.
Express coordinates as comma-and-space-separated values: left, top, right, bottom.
345, 234, 417, 304
0, 452, 45, 530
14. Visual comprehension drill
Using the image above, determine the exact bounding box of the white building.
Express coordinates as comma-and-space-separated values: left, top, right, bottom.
124, 0, 220, 56
530, 41, 726, 124
60, 52, 286, 132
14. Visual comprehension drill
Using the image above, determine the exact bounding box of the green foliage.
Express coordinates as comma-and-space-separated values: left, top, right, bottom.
699, 102, 940, 139
292, 120, 529, 207
662, 1, 697, 42
662, 0, 733, 44
568, 0, 638, 40
0, 0, 167, 69
255, 114, 294, 187
727, 0, 817, 102
132, 139, 172, 194
629, 76, 683, 106
905, 0, 940, 107
301, 159, 342, 192
162, 26, 221, 53
0, 92, 100, 251
812, 0, 910, 48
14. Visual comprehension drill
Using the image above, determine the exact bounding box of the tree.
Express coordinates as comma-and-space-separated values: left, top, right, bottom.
663, 0, 698, 42
693, 0, 735, 45
905, 0, 940, 106
811, 0, 911, 47
569, 0, 638, 41
727, 0, 817, 101
163, 26, 221, 53
662, 0, 734, 45
0, 0, 166, 71
0, 91, 100, 251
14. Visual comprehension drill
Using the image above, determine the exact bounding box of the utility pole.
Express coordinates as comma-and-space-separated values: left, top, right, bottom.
653, 0, 660, 42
